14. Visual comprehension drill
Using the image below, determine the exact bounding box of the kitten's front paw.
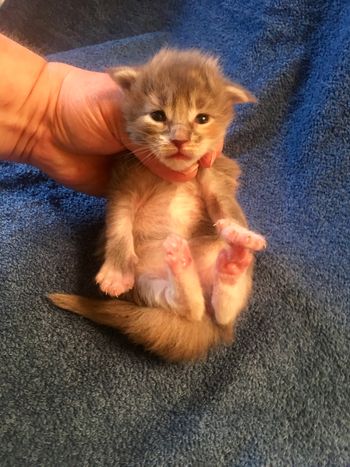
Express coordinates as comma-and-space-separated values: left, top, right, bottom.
96, 263, 134, 297
216, 218, 266, 251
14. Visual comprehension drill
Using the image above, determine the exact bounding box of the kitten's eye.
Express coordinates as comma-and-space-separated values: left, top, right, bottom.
150, 110, 167, 122
195, 113, 210, 124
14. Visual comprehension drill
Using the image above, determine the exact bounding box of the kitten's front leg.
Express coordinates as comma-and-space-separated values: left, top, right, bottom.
96, 195, 138, 297
96, 255, 136, 297
215, 218, 266, 251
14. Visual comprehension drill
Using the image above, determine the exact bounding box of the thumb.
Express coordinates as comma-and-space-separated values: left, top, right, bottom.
198, 140, 224, 168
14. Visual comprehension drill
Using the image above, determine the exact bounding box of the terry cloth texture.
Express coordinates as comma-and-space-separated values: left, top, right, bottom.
0, 0, 349, 465
0, 0, 177, 53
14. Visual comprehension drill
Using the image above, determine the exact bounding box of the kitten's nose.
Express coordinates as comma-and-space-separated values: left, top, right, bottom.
171, 124, 190, 149
171, 139, 188, 149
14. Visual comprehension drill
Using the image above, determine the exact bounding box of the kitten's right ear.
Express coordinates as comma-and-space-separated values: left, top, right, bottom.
108, 66, 139, 91
226, 82, 257, 105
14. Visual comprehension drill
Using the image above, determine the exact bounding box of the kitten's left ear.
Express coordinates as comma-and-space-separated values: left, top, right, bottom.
108, 66, 139, 91
226, 82, 257, 105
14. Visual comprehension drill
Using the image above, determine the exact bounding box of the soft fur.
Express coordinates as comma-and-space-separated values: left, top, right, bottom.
49, 49, 265, 362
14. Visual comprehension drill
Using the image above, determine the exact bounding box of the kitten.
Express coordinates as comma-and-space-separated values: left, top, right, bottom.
49, 49, 266, 362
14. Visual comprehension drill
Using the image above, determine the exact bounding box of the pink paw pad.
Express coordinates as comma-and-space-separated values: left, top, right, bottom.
163, 234, 192, 275
216, 245, 253, 285
216, 219, 266, 251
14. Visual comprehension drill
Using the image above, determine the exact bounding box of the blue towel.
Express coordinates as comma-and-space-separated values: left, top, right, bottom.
1, 0, 349, 464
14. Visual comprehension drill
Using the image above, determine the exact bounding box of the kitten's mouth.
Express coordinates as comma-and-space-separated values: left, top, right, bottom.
166, 152, 192, 161
162, 148, 204, 172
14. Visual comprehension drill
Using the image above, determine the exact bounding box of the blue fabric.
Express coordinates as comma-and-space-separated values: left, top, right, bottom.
1, 1, 349, 464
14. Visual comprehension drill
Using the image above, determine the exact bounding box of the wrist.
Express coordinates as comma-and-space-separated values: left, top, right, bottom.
0, 35, 62, 165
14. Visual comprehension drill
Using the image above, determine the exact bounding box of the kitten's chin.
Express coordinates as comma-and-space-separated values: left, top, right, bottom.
161, 155, 200, 172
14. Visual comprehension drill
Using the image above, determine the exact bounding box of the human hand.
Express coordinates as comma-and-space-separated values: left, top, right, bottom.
1, 35, 223, 196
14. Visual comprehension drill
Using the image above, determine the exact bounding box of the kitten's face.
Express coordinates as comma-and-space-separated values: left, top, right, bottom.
110, 49, 254, 172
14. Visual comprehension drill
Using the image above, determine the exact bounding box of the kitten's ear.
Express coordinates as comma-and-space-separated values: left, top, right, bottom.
108, 66, 139, 91
226, 82, 257, 105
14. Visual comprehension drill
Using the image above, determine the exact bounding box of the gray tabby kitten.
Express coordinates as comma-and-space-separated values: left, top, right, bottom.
50, 49, 266, 362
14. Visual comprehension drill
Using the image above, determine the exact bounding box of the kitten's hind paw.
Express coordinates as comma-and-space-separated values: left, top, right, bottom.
163, 234, 192, 275
216, 245, 253, 285
96, 263, 134, 297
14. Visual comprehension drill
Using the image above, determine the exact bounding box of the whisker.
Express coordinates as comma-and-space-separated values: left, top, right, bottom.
129, 146, 149, 153
131, 149, 153, 158
138, 153, 157, 164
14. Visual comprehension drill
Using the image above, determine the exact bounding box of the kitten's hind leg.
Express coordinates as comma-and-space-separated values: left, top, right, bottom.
212, 218, 266, 325
136, 235, 205, 321
211, 245, 253, 325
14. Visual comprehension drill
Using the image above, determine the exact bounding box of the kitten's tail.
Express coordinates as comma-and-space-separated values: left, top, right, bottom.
48, 293, 232, 362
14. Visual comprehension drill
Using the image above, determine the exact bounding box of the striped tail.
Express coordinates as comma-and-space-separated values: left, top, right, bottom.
48, 293, 232, 362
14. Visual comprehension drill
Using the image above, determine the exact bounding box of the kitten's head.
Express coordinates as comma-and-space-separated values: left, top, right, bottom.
110, 48, 255, 172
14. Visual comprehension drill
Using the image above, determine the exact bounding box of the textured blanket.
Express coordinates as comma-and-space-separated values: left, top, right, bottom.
1, 0, 349, 465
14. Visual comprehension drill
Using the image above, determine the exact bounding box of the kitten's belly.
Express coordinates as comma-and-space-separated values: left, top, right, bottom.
134, 181, 205, 240
134, 181, 210, 277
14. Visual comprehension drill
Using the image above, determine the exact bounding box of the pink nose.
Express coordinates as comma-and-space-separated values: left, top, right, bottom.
171, 139, 188, 149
